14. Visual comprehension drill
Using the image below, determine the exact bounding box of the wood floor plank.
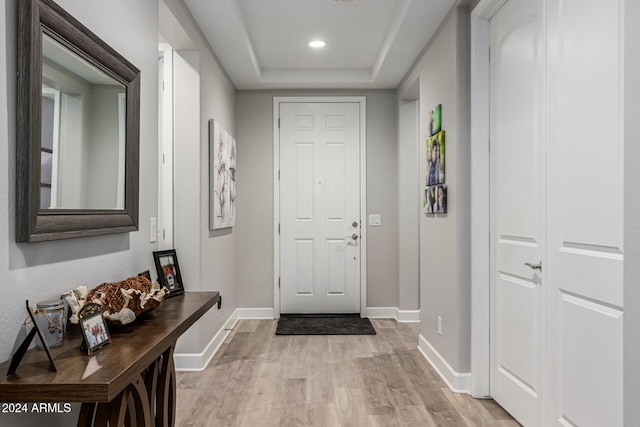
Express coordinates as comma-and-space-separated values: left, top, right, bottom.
335, 387, 370, 426
441, 387, 510, 426
398, 405, 439, 426
175, 319, 517, 427
307, 365, 336, 404
236, 362, 281, 427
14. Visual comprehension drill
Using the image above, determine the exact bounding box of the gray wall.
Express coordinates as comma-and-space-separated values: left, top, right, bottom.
235, 90, 399, 310
0, 0, 237, 424
87, 85, 124, 209
161, 0, 237, 354
397, 5, 471, 373
397, 98, 420, 311
0, 0, 158, 425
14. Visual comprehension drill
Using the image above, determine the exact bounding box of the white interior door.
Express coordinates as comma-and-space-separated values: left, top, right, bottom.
279, 102, 361, 314
545, 0, 623, 425
489, 0, 545, 425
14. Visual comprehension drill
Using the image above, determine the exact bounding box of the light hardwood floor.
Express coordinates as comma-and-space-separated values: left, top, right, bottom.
176, 319, 519, 427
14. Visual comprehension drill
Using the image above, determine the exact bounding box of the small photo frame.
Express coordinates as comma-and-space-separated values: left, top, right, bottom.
434, 184, 448, 214
79, 303, 110, 354
424, 186, 436, 214
426, 130, 445, 186
138, 270, 152, 281
427, 104, 442, 136
153, 249, 185, 298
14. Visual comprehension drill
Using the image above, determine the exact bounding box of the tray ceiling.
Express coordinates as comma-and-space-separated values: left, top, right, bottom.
184, 0, 456, 89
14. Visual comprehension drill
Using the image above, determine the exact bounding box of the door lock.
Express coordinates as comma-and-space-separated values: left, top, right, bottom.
352, 221, 358, 228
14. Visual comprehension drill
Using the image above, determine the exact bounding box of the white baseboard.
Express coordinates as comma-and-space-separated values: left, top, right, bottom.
418, 334, 471, 394
174, 310, 239, 372
236, 307, 276, 319
367, 307, 420, 322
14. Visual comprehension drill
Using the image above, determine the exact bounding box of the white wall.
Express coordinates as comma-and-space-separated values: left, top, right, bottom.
397, 5, 472, 374
0, 0, 158, 425
235, 90, 399, 311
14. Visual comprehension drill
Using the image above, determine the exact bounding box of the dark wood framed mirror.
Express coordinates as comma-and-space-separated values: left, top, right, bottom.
17, 0, 140, 242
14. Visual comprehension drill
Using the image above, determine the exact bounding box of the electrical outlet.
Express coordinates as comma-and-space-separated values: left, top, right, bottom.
437, 316, 442, 336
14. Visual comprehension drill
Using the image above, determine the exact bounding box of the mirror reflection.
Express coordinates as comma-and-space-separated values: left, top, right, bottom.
41, 33, 126, 210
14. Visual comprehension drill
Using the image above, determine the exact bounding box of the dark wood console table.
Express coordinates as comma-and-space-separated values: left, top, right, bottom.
0, 291, 219, 426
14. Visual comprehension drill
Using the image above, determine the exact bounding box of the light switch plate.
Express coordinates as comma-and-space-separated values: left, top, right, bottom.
150, 217, 157, 243
369, 214, 381, 227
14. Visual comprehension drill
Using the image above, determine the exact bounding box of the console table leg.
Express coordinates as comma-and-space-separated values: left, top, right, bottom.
129, 373, 153, 426
108, 391, 129, 426
93, 402, 112, 426
78, 403, 97, 427
155, 345, 176, 427
76, 373, 153, 427
145, 358, 161, 413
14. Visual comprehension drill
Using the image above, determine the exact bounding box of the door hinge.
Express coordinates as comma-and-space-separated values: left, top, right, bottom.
278, 277, 281, 288
162, 229, 165, 240
278, 118, 280, 128
278, 169, 280, 180
278, 223, 280, 234
163, 153, 165, 164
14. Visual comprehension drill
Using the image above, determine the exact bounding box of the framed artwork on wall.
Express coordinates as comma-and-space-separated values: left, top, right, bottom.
424, 185, 448, 215
209, 119, 236, 230
424, 186, 436, 214
426, 130, 445, 186
434, 184, 447, 214
427, 103, 442, 136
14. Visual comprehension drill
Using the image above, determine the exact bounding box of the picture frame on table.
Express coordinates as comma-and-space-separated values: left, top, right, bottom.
138, 270, 152, 281
153, 249, 185, 298
78, 303, 110, 355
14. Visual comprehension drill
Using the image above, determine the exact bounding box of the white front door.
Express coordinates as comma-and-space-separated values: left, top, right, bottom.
489, 0, 545, 425
279, 101, 361, 314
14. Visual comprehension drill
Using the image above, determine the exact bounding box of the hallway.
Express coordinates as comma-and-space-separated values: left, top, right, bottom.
176, 320, 519, 426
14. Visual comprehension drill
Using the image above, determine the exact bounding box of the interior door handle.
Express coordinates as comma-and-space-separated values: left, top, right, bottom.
525, 261, 542, 271
346, 233, 359, 240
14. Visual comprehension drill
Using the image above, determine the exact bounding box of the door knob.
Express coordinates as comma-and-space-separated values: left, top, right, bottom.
346, 233, 359, 240
524, 261, 542, 271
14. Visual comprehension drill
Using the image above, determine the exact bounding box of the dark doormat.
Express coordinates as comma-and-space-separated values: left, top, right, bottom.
275, 316, 376, 335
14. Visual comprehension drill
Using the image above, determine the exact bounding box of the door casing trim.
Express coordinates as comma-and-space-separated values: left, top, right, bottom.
470, 0, 510, 398
273, 96, 367, 318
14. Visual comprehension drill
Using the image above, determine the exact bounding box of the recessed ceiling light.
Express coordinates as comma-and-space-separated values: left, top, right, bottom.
308, 40, 326, 48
